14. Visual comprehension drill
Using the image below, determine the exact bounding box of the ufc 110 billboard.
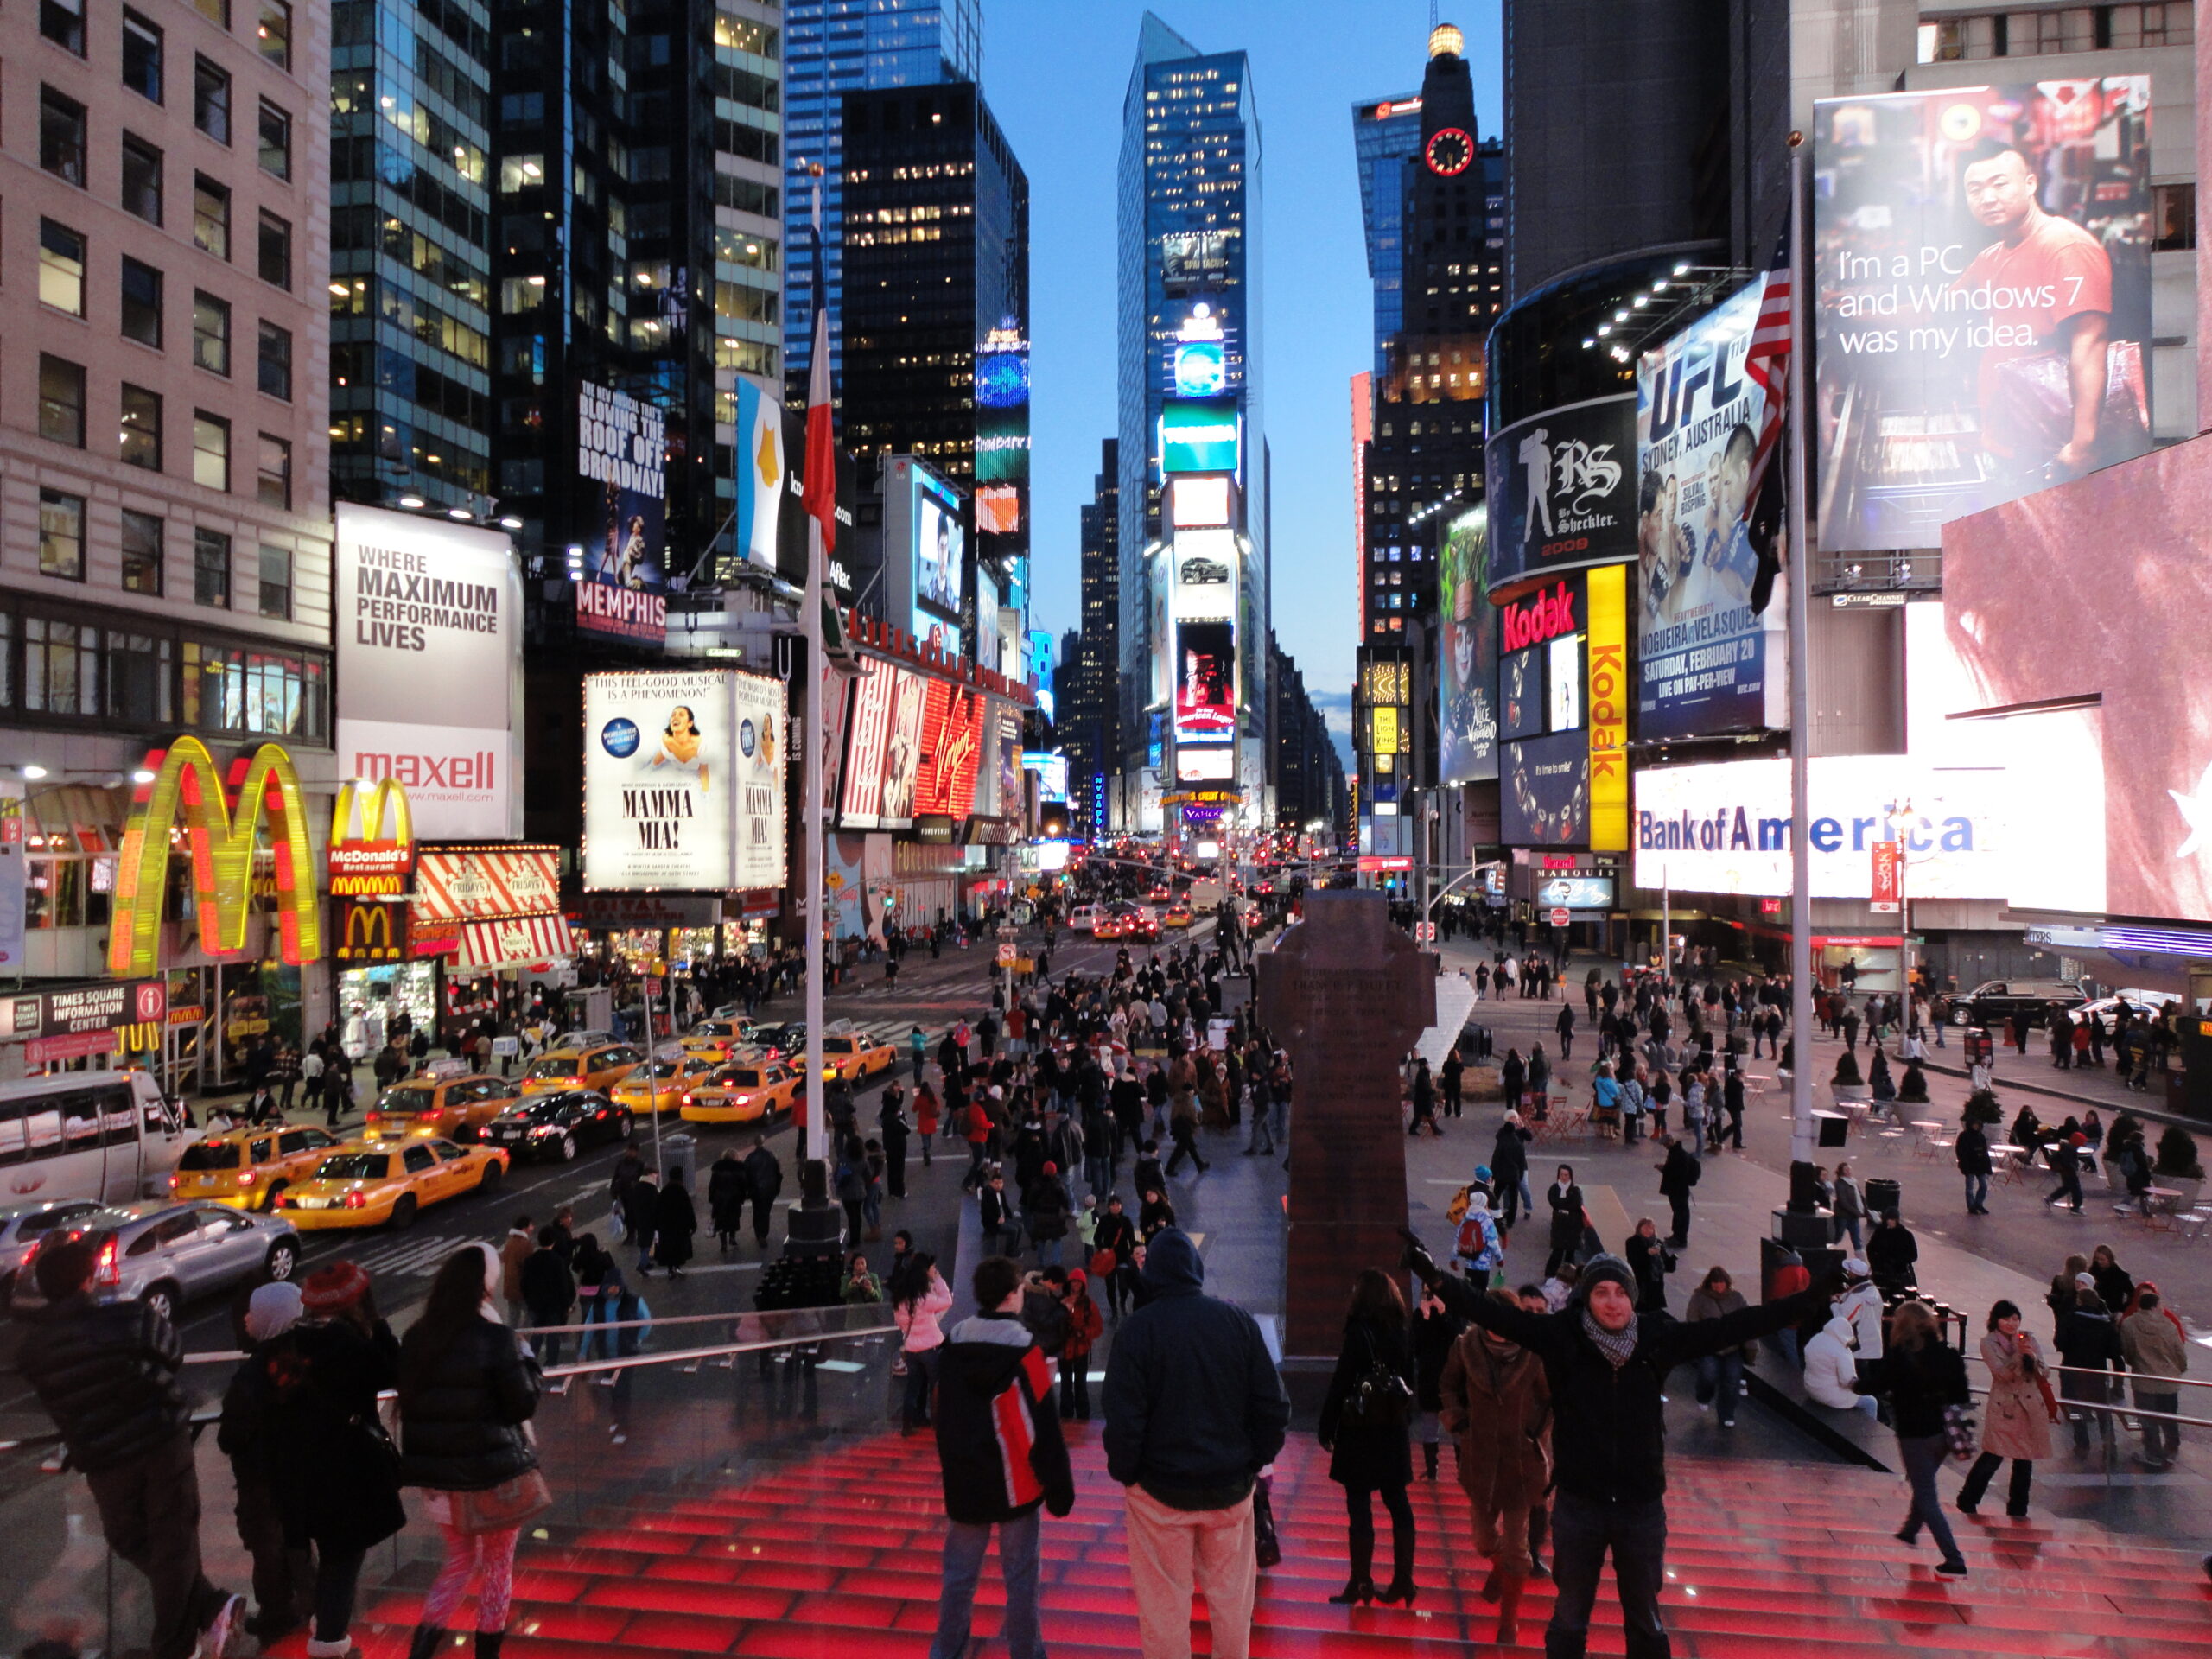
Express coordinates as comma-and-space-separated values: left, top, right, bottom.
583, 669, 787, 892
1480, 393, 1636, 594
334, 503, 520, 841
1634, 275, 1788, 742
1811, 79, 2152, 552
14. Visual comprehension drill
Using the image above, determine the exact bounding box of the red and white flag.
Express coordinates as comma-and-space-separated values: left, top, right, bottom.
802, 180, 837, 555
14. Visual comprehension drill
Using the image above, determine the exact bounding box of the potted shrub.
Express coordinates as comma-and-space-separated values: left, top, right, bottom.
1959, 1087, 1999, 1128
1829, 1048, 1868, 1103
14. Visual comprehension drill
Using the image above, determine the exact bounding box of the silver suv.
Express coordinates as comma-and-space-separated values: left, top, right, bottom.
0, 1199, 105, 1305
10, 1200, 301, 1324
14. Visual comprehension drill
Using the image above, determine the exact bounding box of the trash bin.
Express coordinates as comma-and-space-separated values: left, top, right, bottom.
659, 1130, 697, 1192
1864, 1175, 1902, 1219
1964, 1027, 1994, 1067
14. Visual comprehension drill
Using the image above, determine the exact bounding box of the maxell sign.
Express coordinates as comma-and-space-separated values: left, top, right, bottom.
335, 504, 522, 840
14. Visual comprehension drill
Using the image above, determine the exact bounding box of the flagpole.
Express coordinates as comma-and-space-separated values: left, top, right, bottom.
802, 164, 831, 1170
1785, 133, 1817, 1183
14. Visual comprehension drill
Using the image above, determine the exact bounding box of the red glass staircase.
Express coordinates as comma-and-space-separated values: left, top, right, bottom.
339, 1430, 2209, 1657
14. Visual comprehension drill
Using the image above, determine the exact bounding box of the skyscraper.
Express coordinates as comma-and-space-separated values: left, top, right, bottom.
781, 0, 982, 402
329, 0, 493, 512
1063, 438, 1119, 832
1116, 13, 1267, 826
1352, 92, 1423, 376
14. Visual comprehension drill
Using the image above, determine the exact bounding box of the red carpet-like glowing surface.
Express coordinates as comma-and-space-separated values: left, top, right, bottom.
318, 1430, 2207, 1657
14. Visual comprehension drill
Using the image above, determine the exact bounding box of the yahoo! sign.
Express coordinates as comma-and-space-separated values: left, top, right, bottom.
1631, 755, 2003, 902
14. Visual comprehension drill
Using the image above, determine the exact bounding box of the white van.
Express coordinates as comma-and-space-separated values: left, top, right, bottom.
1068, 905, 1099, 934
0, 1071, 188, 1207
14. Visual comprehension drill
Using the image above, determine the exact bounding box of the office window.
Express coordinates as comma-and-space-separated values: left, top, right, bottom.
193, 291, 231, 374
194, 176, 232, 258
120, 384, 162, 469
257, 544, 292, 618
39, 355, 86, 448
121, 257, 164, 346
257, 211, 290, 287
40, 89, 88, 185
256, 0, 291, 68
2156, 181, 2198, 251
41, 0, 86, 54
194, 56, 232, 143
106, 630, 171, 722
499, 154, 545, 193
39, 490, 86, 579
193, 412, 230, 491
256, 435, 291, 507
123, 11, 166, 100
121, 135, 164, 224
38, 220, 86, 315
194, 527, 232, 607
257, 321, 292, 399
257, 101, 291, 180
120, 510, 164, 594
194, 0, 229, 24
25, 620, 92, 715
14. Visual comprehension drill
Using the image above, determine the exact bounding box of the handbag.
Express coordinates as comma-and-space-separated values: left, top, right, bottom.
1088, 1247, 1117, 1278
1941, 1402, 1978, 1463
1251, 1478, 1282, 1570
448, 1467, 553, 1535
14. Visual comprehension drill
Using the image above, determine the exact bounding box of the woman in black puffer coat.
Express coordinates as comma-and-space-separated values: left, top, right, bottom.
397, 1243, 543, 1659
1318, 1269, 1419, 1608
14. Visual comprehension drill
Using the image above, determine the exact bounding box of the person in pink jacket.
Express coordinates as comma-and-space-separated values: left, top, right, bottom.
893, 1250, 956, 1433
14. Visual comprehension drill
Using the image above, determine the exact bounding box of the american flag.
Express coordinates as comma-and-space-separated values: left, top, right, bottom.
1742, 230, 1793, 506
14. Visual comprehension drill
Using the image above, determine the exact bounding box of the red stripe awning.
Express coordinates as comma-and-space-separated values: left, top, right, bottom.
460, 915, 575, 969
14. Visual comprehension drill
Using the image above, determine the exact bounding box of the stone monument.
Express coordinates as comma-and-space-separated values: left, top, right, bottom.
1256, 888, 1435, 1362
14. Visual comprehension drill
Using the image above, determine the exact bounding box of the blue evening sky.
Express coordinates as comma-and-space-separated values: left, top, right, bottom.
983, 1, 1503, 739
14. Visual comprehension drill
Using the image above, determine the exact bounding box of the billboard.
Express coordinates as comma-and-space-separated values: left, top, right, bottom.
1160, 399, 1241, 476
1586, 563, 1630, 851
1635, 276, 1788, 741
1438, 506, 1498, 785
334, 503, 518, 840
913, 679, 987, 819
730, 671, 788, 891
1482, 394, 1636, 593
1631, 754, 2011, 900
1813, 79, 2152, 552
976, 319, 1029, 557
584, 669, 740, 892
1535, 875, 1615, 910
734, 379, 785, 571
913, 466, 964, 620
1172, 530, 1236, 620
838, 663, 928, 832
1174, 620, 1236, 747
575, 381, 668, 645
1503, 728, 1589, 847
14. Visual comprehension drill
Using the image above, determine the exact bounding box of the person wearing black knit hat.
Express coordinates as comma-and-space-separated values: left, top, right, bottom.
1402, 1231, 1834, 1659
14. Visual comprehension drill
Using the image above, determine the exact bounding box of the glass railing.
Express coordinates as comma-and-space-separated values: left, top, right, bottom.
0, 1299, 904, 1658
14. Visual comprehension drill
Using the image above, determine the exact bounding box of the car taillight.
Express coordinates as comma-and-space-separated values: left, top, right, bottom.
19, 1239, 40, 1274
343, 1192, 366, 1209
167, 1173, 180, 1190
94, 1237, 120, 1287
736, 1095, 753, 1106
238, 1169, 257, 1185
682, 1094, 694, 1106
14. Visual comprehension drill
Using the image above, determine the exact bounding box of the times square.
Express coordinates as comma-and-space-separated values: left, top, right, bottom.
0, 3, 2209, 1658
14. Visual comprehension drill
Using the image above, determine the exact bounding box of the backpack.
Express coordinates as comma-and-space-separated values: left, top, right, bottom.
1446, 1184, 1473, 1225
1455, 1209, 1499, 1268
1683, 1156, 1702, 1187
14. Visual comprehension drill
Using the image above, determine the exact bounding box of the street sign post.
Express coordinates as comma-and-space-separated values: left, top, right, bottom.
1549, 907, 1571, 929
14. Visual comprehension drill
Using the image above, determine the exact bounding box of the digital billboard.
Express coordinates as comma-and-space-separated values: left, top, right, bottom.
1174, 620, 1236, 747
575, 381, 668, 646
1813, 79, 2152, 552
728, 671, 787, 891
913, 678, 987, 819
1172, 531, 1236, 620
1481, 394, 1636, 593
1503, 728, 1590, 847
334, 503, 519, 840
1535, 875, 1615, 911
1173, 340, 1228, 398
1497, 575, 1580, 746
838, 662, 926, 832
1635, 275, 1788, 741
1022, 751, 1071, 804
913, 467, 965, 620
1438, 506, 1498, 785
1160, 399, 1241, 476
1172, 475, 1232, 529
734, 380, 785, 571
976, 319, 1029, 556
584, 669, 739, 892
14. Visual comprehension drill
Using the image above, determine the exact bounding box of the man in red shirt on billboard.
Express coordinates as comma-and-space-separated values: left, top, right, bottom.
1955, 137, 2113, 479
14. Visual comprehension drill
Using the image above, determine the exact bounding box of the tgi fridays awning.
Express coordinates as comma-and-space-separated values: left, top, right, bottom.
455, 915, 575, 970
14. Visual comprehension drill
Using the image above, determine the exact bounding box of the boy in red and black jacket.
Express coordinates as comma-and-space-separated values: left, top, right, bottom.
929, 1255, 1075, 1659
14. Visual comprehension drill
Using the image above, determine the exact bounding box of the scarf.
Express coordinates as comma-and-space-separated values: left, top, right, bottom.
1580, 1308, 1638, 1370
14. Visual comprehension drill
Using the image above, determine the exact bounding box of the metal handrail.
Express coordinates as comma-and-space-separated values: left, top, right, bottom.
1962, 1351, 2212, 1390
1962, 1382, 2212, 1430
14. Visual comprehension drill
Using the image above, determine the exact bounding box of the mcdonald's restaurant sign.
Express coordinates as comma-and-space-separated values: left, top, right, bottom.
329, 778, 416, 897
334, 898, 410, 962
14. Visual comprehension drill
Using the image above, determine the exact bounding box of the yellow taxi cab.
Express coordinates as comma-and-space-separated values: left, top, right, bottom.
611, 1053, 721, 1117
276, 1137, 509, 1230
680, 1059, 798, 1125
794, 1027, 895, 1084
519, 1041, 645, 1097
169, 1124, 346, 1212
677, 1018, 758, 1065
363, 1072, 522, 1143
1163, 901, 1193, 929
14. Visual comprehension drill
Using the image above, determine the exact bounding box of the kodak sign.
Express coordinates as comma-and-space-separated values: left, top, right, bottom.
1586, 564, 1629, 852
109, 738, 321, 977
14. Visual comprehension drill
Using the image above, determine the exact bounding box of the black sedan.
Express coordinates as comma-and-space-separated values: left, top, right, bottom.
482, 1090, 634, 1162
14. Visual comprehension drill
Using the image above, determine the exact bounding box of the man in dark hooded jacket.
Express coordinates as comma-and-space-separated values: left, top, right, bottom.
1403, 1234, 1832, 1659
929, 1255, 1073, 1659
1103, 1228, 1288, 1659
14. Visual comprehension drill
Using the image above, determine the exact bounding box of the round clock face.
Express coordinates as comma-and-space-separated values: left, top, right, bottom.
1426, 127, 1473, 177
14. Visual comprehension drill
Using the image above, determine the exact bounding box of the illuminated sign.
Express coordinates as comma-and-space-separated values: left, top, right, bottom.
1586, 563, 1629, 851
328, 779, 416, 897
1173, 340, 1226, 398
1160, 400, 1241, 476
334, 899, 410, 962
1172, 476, 1231, 529
109, 739, 320, 977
